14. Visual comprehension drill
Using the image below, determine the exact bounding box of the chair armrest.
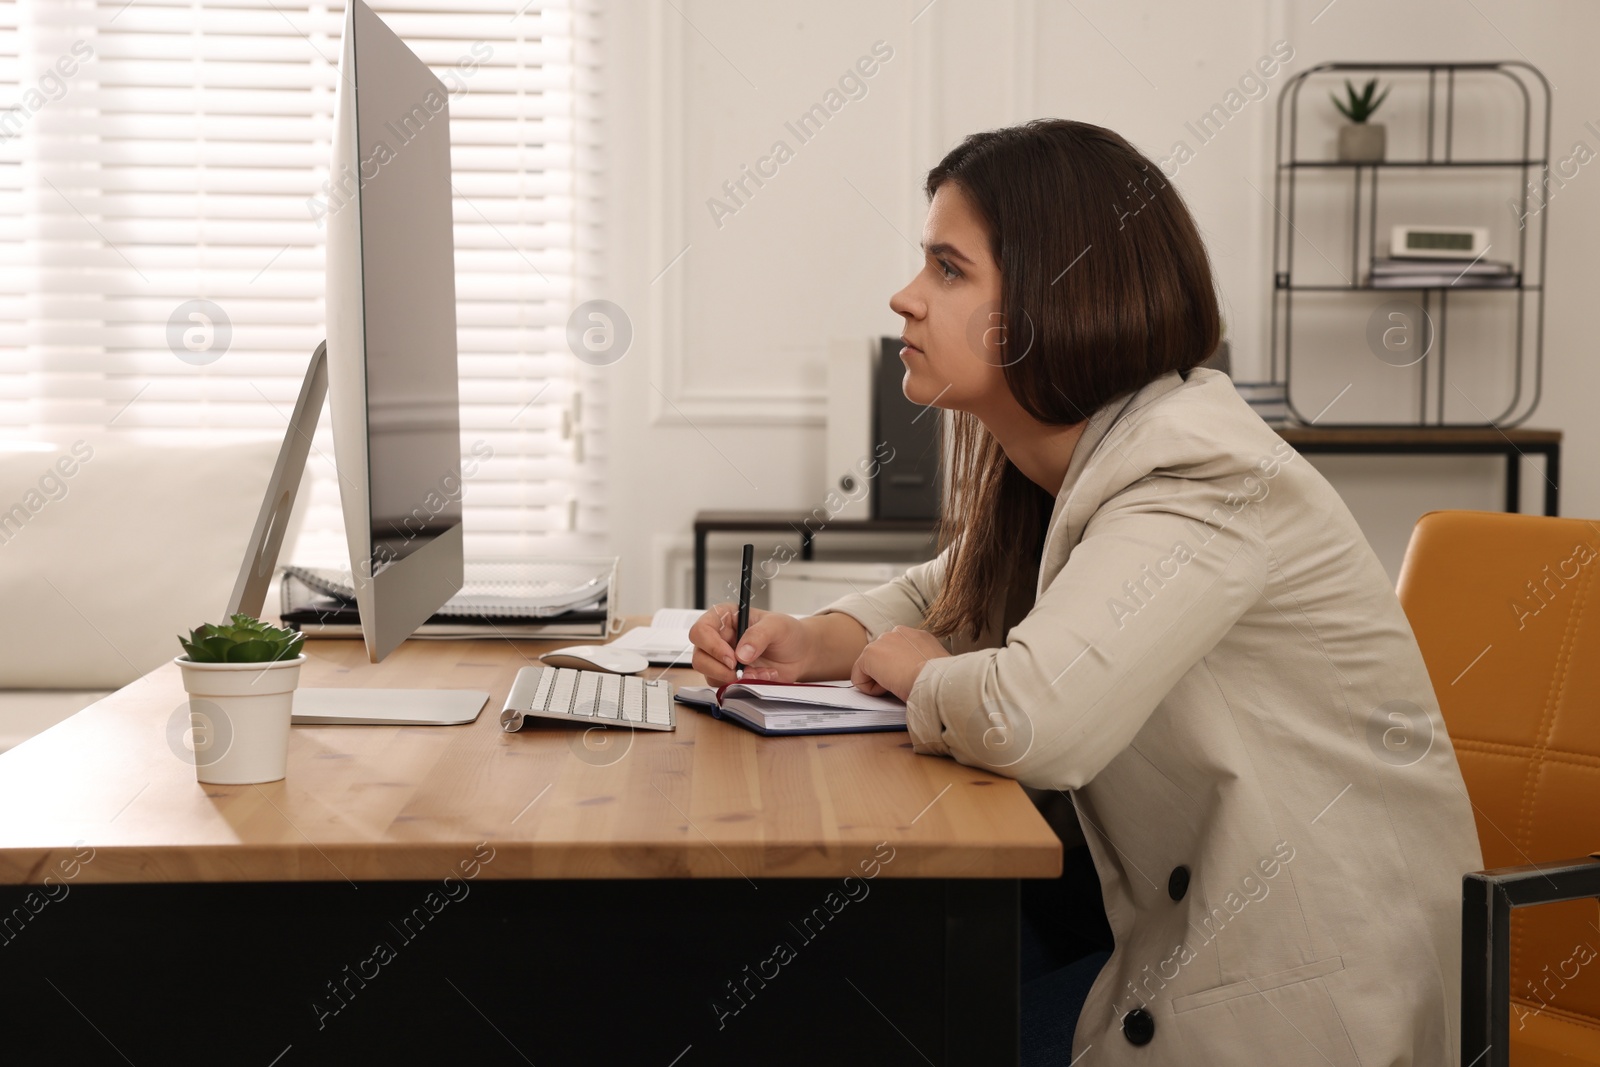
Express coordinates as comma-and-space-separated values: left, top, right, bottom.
1462, 856, 1600, 1067
1468, 854, 1600, 904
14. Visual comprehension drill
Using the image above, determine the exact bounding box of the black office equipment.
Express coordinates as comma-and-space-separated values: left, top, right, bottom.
874, 335, 942, 519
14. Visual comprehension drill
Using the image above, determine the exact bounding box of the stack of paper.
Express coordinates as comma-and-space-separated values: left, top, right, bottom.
608, 607, 701, 665
1232, 381, 1289, 425
1368, 257, 1517, 289
279, 559, 616, 640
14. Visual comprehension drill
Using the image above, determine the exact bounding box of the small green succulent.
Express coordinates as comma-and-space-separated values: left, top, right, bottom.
179, 613, 305, 663
1332, 78, 1389, 124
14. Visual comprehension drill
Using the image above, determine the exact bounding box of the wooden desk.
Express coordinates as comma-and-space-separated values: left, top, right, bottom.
0, 620, 1058, 1065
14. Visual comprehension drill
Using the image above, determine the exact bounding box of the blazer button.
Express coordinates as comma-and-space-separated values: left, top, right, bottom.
1168, 865, 1190, 901
1123, 1007, 1156, 1046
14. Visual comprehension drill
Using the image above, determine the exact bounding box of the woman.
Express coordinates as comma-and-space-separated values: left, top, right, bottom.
688, 120, 1482, 1066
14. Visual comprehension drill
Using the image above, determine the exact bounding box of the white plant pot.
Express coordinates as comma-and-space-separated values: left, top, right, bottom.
1337, 122, 1386, 163
176, 655, 305, 785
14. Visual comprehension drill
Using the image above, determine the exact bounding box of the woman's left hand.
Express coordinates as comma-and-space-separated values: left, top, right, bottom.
850, 626, 951, 701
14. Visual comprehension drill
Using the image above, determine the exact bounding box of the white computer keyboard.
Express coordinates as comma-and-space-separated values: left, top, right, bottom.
499, 665, 676, 732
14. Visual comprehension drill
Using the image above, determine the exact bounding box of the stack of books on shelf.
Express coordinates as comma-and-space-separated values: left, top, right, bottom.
1233, 381, 1290, 425
1368, 257, 1518, 289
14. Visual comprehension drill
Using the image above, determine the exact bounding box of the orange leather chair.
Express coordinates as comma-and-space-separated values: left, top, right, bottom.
1397, 510, 1600, 1066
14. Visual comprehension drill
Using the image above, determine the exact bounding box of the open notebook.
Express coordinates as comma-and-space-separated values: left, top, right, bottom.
674, 679, 907, 736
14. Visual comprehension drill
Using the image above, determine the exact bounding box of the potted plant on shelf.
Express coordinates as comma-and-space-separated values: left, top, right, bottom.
176, 614, 306, 785
1332, 77, 1390, 163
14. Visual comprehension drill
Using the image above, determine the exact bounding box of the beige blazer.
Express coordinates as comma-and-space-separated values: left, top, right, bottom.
815, 368, 1483, 1066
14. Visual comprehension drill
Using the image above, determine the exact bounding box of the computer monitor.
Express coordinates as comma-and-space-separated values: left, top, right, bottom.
224, 1, 484, 722
325, 0, 464, 661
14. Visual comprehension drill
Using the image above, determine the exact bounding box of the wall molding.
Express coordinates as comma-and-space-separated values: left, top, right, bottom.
644, 0, 826, 428
642, 0, 1034, 429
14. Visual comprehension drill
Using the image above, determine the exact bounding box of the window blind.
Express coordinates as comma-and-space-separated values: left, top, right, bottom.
0, 0, 606, 566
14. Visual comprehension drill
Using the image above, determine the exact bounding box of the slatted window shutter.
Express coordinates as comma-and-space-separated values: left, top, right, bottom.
0, 0, 606, 564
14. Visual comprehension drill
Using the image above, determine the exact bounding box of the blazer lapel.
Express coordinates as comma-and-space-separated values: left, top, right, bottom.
1037, 371, 1188, 601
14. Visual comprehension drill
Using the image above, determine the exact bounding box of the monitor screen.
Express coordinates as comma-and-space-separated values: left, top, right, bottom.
324, 0, 467, 661
349, 3, 462, 573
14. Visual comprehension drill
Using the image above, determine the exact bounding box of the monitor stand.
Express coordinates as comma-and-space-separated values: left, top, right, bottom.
291, 687, 487, 726
224, 341, 489, 727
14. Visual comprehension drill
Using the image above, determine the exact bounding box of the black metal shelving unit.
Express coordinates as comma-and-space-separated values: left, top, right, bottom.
1269, 61, 1552, 427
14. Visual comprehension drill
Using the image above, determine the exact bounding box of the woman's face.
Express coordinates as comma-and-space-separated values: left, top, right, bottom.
889, 182, 1013, 416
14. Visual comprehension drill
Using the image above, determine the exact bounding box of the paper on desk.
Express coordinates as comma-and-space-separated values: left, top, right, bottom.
620, 608, 816, 666
650, 607, 703, 629
610, 626, 694, 665
609, 608, 698, 665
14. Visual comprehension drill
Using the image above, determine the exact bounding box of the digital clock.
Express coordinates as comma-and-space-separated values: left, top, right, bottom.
1389, 225, 1490, 260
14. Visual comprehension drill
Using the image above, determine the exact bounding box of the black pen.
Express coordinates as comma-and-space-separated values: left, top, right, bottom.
734, 543, 754, 679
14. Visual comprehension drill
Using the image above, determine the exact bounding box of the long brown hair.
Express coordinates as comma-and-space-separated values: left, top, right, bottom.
921, 119, 1222, 642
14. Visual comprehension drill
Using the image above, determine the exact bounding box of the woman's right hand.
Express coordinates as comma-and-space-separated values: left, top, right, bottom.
689, 604, 812, 686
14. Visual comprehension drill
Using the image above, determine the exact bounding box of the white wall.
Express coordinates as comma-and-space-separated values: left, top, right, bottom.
598, 0, 1597, 615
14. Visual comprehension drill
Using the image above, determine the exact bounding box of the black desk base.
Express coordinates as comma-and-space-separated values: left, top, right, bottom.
3, 876, 1018, 1066
1277, 428, 1562, 517
692, 511, 937, 609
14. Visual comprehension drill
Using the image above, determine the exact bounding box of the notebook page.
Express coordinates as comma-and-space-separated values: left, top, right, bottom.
674, 680, 855, 708
674, 685, 720, 706
611, 626, 694, 664
650, 608, 703, 630
722, 683, 905, 713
